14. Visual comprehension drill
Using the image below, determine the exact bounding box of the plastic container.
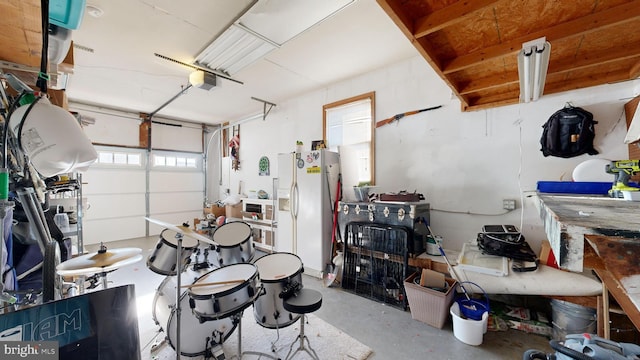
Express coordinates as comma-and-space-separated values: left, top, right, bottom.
455, 282, 490, 321
9, 97, 98, 177
353, 186, 370, 202
551, 299, 597, 341
425, 235, 442, 256
49, 0, 86, 30
48, 24, 72, 64
450, 301, 488, 346
404, 272, 456, 329
536, 181, 612, 195
54, 213, 70, 230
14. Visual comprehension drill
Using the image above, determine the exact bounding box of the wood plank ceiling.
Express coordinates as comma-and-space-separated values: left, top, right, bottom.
376, 0, 640, 111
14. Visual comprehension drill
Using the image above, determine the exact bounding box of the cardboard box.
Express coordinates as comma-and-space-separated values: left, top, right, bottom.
204, 205, 226, 218
226, 202, 242, 219
539, 240, 558, 268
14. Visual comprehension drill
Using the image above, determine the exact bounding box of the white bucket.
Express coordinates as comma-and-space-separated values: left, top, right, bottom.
450, 302, 488, 346
9, 97, 98, 177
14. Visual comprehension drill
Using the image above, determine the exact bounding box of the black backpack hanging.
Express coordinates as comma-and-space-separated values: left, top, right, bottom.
540, 105, 598, 158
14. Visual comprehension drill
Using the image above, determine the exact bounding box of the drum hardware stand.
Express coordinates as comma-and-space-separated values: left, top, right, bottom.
204, 333, 225, 360
174, 231, 185, 360
150, 337, 167, 354
64, 283, 78, 297
229, 310, 280, 360
82, 269, 115, 290
192, 247, 211, 271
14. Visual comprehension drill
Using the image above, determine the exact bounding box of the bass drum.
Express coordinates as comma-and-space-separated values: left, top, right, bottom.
152, 271, 237, 357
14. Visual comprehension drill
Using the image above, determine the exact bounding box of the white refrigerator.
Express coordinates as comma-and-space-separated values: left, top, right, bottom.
276, 150, 340, 278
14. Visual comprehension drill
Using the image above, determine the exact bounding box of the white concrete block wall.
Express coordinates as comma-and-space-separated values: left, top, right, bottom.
228, 55, 639, 254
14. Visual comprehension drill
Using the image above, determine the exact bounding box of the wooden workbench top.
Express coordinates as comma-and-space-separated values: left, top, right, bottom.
538, 194, 640, 236
537, 194, 640, 272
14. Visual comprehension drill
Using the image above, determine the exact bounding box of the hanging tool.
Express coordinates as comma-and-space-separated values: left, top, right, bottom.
427, 225, 472, 303
323, 172, 342, 287
375, 105, 443, 128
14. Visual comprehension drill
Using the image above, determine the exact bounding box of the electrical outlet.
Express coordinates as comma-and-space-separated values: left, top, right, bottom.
503, 199, 516, 210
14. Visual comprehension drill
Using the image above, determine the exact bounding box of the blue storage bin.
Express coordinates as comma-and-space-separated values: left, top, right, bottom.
536, 181, 612, 195
50, 0, 86, 30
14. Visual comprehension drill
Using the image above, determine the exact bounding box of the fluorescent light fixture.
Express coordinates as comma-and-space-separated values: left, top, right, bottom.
194, 0, 354, 75
195, 24, 277, 76
189, 70, 217, 90
517, 37, 551, 103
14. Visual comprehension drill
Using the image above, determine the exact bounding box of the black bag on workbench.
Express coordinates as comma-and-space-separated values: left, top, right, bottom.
540, 105, 598, 158
477, 233, 539, 272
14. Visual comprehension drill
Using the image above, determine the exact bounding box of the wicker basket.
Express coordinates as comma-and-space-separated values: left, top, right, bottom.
404, 271, 457, 329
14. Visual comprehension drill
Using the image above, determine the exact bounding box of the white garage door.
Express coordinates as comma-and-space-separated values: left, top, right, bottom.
147, 150, 204, 237
82, 146, 204, 245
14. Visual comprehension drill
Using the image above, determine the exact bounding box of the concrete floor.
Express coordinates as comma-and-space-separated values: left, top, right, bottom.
87, 236, 553, 359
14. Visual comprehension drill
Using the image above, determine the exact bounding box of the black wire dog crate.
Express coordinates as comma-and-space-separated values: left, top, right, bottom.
341, 222, 410, 310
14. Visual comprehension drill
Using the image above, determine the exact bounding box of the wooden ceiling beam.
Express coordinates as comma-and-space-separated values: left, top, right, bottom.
546, 69, 631, 95
465, 93, 519, 112
630, 59, 640, 79
459, 73, 518, 95
442, 2, 640, 74
461, 43, 640, 96
375, 0, 416, 40
413, 0, 502, 38
549, 44, 640, 76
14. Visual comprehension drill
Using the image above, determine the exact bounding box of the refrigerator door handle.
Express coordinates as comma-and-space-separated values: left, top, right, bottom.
291, 183, 299, 219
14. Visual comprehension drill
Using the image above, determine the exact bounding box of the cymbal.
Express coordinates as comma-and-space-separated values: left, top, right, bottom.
144, 217, 215, 245
57, 247, 143, 277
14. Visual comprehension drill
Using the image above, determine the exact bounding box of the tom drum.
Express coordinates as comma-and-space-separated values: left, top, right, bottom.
147, 229, 199, 276
152, 270, 237, 357
253, 253, 304, 329
188, 263, 260, 321
212, 221, 255, 266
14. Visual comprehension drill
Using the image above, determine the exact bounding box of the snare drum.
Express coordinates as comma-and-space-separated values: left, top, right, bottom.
253, 253, 304, 329
188, 263, 260, 321
153, 270, 236, 357
212, 221, 255, 266
147, 229, 199, 276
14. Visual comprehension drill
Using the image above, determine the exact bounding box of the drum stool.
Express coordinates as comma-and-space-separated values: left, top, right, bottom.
283, 289, 322, 360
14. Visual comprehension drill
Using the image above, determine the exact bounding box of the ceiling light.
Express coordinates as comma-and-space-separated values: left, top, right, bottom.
195, 24, 277, 76
86, 4, 104, 18
194, 0, 354, 76
517, 37, 551, 103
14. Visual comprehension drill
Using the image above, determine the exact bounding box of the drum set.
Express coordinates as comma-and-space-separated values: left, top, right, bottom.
144, 217, 306, 360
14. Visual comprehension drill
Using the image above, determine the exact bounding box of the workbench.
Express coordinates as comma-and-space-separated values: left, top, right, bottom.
536, 194, 640, 272
536, 193, 640, 337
